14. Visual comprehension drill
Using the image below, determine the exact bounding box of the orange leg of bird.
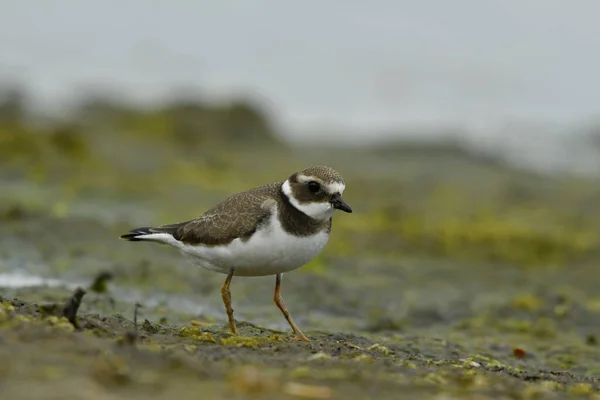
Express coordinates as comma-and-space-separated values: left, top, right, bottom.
220, 268, 237, 335
274, 273, 309, 342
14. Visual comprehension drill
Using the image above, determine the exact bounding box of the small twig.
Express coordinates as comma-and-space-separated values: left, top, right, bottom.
88, 271, 116, 311
88, 271, 114, 294
62, 287, 86, 329
134, 302, 143, 332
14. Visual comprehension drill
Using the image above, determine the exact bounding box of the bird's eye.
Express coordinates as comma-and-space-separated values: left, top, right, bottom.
307, 181, 321, 193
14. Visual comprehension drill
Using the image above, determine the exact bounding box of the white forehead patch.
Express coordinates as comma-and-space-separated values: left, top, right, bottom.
297, 174, 345, 194
282, 179, 334, 221
326, 182, 345, 194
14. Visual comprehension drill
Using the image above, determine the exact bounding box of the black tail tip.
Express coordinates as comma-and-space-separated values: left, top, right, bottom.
120, 227, 153, 241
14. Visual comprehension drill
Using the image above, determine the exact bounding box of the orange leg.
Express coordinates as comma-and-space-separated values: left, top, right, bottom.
220, 268, 237, 334
274, 273, 309, 342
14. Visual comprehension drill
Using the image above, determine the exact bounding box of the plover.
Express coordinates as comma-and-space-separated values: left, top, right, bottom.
120, 165, 352, 341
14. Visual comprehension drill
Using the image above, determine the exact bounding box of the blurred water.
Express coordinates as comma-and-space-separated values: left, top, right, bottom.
0, 272, 69, 289
2, 1, 600, 176
463, 130, 600, 176
0, 270, 221, 324
3, 2, 600, 125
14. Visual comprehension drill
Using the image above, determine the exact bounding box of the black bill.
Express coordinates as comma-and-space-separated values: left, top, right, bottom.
330, 193, 353, 213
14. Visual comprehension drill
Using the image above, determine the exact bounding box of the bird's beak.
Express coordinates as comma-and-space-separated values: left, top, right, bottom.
330, 193, 352, 213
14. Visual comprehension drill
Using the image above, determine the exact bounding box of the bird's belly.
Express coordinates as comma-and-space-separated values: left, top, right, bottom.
178, 226, 330, 277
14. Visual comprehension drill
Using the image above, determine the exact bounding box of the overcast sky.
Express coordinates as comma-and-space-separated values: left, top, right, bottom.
2, 1, 600, 137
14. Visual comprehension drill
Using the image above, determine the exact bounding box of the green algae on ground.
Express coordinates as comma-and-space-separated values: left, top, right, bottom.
1, 295, 599, 399
4, 107, 600, 270
3, 94, 600, 399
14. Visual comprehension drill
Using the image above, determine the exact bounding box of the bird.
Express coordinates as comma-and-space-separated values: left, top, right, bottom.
120, 165, 352, 341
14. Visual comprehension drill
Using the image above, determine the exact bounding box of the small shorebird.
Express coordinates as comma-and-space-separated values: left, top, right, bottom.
120, 165, 352, 341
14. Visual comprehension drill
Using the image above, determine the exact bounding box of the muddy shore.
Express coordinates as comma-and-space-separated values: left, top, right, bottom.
2, 103, 600, 399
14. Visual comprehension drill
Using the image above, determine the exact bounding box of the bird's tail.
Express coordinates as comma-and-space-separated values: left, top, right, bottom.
120, 223, 185, 244
120, 227, 156, 242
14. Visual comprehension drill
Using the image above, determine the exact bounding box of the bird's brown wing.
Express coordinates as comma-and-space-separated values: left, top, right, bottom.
152, 182, 281, 246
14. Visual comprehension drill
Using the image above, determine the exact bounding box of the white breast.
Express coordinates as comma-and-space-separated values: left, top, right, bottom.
174, 209, 330, 277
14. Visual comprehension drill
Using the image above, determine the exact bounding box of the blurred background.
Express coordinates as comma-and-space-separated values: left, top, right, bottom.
2, 1, 600, 338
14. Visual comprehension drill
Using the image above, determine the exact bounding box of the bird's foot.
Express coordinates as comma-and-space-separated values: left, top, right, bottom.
291, 332, 310, 342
